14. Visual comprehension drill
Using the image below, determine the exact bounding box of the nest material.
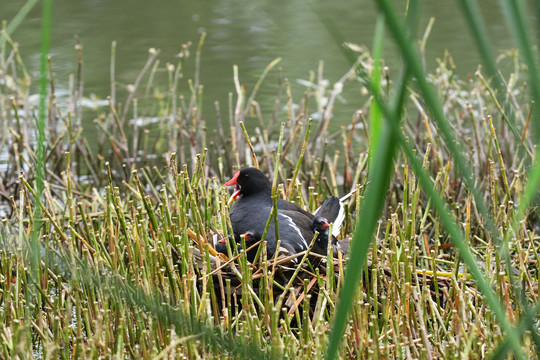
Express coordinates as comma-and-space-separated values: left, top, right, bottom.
185, 228, 462, 320
186, 228, 346, 315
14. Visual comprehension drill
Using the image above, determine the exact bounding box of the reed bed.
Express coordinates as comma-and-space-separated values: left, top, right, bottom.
1, 13, 539, 360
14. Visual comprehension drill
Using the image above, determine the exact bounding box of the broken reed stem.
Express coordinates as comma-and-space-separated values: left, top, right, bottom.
288, 118, 312, 200
239, 121, 258, 168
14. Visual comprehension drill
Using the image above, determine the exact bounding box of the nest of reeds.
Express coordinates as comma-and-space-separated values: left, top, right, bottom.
184, 227, 461, 323
183, 228, 348, 317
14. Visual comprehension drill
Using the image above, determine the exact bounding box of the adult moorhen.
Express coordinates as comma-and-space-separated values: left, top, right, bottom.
224, 167, 344, 259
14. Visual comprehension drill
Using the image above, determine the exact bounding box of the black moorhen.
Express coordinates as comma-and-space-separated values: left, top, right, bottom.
311, 196, 346, 255
310, 216, 330, 249
313, 196, 344, 229
310, 216, 348, 257
224, 167, 344, 258
214, 235, 231, 255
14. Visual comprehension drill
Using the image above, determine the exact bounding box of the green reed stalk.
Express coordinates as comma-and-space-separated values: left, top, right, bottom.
288, 118, 312, 200
368, 14, 385, 171
1, 0, 38, 48
327, 122, 399, 359
240, 121, 259, 168
260, 122, 285, 244
326, 9, 418, 354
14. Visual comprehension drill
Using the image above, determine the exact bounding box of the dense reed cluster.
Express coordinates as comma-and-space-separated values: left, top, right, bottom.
1, 25, 539, 359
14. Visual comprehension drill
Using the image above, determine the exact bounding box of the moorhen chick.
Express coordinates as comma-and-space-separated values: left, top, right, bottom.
215, 230, 261, 262
310, 216, 348, 257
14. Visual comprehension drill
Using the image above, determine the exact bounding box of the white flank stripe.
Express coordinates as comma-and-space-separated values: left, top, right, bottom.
332, 199, 345, 237
280, 213, 308, 249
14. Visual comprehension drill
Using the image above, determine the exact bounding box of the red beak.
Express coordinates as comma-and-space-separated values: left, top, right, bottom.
218, 238, 226, 244
224, 171, 240, 186
224, 171, 241, 202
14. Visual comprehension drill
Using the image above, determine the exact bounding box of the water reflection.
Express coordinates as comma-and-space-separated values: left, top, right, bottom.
2, 0, 533, 134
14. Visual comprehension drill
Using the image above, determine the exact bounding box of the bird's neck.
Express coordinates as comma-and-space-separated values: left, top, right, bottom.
242, 187, 273, 202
